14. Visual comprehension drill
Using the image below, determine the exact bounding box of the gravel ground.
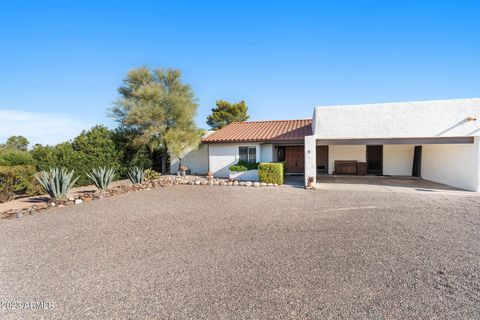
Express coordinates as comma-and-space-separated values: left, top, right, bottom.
1, 186, 479, 319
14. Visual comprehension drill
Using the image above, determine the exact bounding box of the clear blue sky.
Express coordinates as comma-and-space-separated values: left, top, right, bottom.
1, 0, 479, 145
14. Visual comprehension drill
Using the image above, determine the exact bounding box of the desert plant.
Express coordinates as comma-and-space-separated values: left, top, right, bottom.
144, 168, 161, 180
0, 165, 40, 202
229, 161, 259, 172
127, 167, 145, 184
87, 167, 116, 191
36, 167, 79, 200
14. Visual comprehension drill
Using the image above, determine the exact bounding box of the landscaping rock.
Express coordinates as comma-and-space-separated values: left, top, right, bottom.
260, 182, 267, 187
188, 181, 194, 185
68, 197, 75, 201
273, 183, 278, 186
253, 182, 260, 187
233, 181, 239, 186
194, 180, 201, 185
227, 181, 233, 186
74, 199, 83, 205
219, 181, 226, 186
201, 180, 208, 185
267, 183, 273, 187
16, 211, 23, 219
207, 181, 213, 186
245, 181, 252, 187
239, 182, 245, 186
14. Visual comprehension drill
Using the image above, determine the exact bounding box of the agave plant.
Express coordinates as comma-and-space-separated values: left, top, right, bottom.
36, 167, 79, 200
87, 167, 115, 191
127, 167, 145, 184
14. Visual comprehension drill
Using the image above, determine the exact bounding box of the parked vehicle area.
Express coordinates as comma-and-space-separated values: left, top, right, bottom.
1, 185, 479, 319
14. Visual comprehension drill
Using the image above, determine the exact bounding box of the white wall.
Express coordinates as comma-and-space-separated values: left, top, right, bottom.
328, 145, 366, 174
170, 143, 209, 175
383, 145, 414, 176
260, 144, 274, 162
421, 139, 480, 191
314, 98, 480, 139
208, 143, 261, 178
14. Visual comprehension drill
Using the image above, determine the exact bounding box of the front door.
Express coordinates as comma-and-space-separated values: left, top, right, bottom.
412, 146, 422, 177
316, 146, 328, 174
366, 145, 383, 175
285, 146, 304, 174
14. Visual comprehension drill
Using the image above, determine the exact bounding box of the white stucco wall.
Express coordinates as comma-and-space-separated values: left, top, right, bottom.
260, 144, 274, 162
208, 143, 261, 178
421, 138, 480, 191
304, 135, 317, 184
328, 145, 366, 174
170, 143, 209, 175
314, 98, 480, 139
383, 145, 414, 176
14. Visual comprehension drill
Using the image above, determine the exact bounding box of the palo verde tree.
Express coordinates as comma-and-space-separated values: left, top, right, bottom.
206, 100, 249, 130
110, 67, 201, 172
164, 127, 203, 168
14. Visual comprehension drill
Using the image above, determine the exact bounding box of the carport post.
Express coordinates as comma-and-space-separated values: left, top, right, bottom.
304, 135, 316, 187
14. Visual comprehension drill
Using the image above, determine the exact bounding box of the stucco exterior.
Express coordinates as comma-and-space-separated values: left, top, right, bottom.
383, 145, 414, 176
328, 145, 366, 174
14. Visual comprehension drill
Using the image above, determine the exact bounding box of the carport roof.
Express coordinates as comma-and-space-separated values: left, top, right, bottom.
202, 119, 312, 143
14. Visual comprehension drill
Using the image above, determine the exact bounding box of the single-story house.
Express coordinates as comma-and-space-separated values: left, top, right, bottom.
171, 98, 480, 191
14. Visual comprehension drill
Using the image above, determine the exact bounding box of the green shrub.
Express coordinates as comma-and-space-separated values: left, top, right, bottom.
31, 125, 123, 186
0, 165, 38, 202
258, 162, 284, 185
144, 168, 161, 180
0, 149, 35, 166
36, 167, 79, 200
229, 160, 259, 172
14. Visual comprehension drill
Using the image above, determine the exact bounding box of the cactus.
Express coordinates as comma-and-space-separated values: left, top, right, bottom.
127, 167, 145, 184
144, 168, 161, 181
87, 167, 115, 191
36, 167, 79, 200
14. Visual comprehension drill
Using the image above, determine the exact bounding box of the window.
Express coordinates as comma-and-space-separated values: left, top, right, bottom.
239, 146, 256, 162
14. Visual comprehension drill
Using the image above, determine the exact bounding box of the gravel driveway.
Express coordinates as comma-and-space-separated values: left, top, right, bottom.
1, 186, 479, 319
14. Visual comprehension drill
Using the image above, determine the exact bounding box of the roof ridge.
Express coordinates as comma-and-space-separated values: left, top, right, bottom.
231, 119, 311, 124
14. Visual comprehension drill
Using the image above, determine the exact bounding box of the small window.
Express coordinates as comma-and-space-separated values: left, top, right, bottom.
239, 146, 256, 162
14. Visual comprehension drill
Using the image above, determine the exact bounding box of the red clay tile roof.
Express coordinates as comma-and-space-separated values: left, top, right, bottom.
202, 119, 312, 143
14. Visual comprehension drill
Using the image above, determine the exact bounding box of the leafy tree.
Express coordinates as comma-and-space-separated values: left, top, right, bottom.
110, 67, 199, 155
164, 128, 203, 167
2, 136, 29, 151
206, 100, 249, 130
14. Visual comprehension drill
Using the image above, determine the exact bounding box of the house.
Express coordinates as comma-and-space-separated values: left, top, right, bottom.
172, 98, 480, 191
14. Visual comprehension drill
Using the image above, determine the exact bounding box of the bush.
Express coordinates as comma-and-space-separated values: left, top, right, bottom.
229, 160, 259, 172
0, 149, 35, 166
31, 125, 123, 186
0, 165, 38, 202
144, 168, 161, 180
258, 162, 284, 185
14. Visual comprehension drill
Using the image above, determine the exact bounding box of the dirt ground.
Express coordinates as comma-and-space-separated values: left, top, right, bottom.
1, 185, 479, 319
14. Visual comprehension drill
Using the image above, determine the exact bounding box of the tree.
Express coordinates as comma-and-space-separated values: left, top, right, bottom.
164, 128, 203, 168
110, 67, 200, 171
2, 136, 29, 151
206, 100, 249, 130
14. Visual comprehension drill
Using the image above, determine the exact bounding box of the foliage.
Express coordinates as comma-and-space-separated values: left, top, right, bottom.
1, 135, 29, 151
144, 168, 161, 180
0, 165, 38, 203
0, 149, 35, 166
258, 162, 284, 185
87, 167, 116, 191
31, 126, 123, 186
164, 127, 203, 167
36, 167, 79, 200
127, 167, 145, 184
110, 67, 200, 157
206, 100, 249, 130
229, 160, 259, 172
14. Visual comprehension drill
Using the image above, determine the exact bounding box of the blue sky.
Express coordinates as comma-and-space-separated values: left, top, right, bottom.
0, 0, 479, 145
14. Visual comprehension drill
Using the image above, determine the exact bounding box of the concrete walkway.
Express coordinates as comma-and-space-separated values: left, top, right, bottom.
316, 175, 472, 195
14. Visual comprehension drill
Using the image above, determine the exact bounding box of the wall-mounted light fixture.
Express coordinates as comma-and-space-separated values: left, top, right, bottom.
466, 116, 477, 121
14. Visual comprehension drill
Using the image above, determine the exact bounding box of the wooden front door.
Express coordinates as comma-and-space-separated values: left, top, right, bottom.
316, 146, 328, 174
285, 146, 304, 173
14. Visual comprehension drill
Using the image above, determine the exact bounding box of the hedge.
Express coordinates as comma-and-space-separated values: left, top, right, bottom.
258, 162, 284, 185
0, 165, 38, 203
229, 160, 259, 172
0, 149, 35, 166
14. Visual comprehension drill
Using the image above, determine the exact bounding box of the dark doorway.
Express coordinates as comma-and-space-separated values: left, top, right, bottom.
277, 146, 285, 162
366, 145, 383, 175
412, 146, 422, 177
285, 146, 305, 174
316, 146, 328, 174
